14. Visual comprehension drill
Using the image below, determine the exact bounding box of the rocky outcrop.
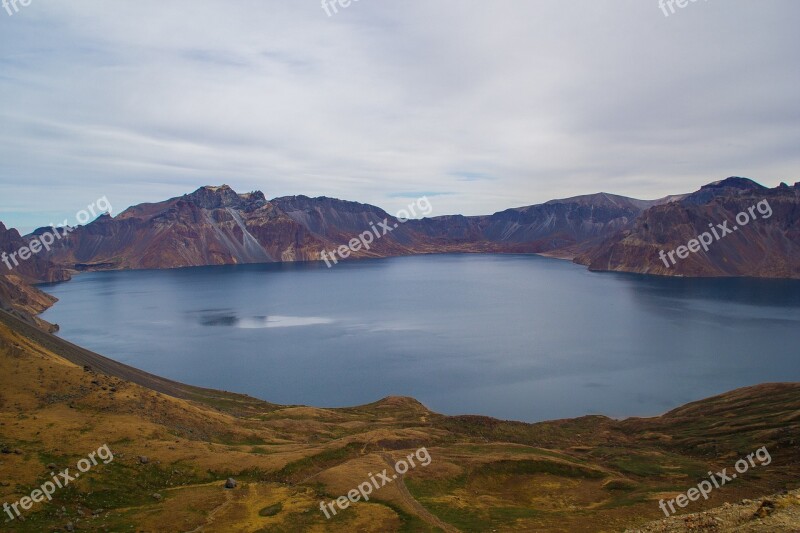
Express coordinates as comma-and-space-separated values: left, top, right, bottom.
40, 186, 323, 269
0, 222, 70, 283
0, 273, 58, 330
33, 186, 667, 271
0, 222, 69, 328
576, 178, 800, 278
4, 178, 798, 288
410, 192, 675, 253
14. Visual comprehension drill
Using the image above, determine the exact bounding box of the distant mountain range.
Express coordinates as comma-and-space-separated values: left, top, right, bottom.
1, 177, 799, 324
6, 184, 667, 273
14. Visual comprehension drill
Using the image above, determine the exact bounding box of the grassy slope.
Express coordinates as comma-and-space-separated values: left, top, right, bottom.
0, 310, 798, 532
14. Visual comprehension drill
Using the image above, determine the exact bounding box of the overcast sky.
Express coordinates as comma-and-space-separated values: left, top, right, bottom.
1, 0, 799, 232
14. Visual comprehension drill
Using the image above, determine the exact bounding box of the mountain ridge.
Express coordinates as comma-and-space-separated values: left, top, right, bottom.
17, 183, 677, 273
2, 177, 798, 298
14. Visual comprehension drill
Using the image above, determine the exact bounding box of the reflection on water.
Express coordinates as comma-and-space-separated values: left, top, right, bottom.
190, 309, 334, 328
39, 254, 800, 422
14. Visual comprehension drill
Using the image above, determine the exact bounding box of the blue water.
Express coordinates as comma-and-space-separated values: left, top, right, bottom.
39, 254, 800, 422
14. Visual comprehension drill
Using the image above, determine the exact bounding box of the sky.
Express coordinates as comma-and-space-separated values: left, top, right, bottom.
1, 0, 799, 233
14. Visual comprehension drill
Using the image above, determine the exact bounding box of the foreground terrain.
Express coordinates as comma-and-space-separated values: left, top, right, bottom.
0, 309, 798, 532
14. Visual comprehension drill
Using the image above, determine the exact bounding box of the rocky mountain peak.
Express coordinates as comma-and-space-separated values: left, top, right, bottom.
703, 176, 766, 191
682, 177, 768, 206
182, 185, 267, 211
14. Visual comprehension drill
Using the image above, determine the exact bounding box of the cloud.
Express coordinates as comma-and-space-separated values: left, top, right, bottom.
1, 0, 798, 232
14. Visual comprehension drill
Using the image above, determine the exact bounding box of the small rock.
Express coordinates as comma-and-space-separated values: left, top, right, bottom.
138, 456, 149, 464
753, 500, 775, 518
225, 478, 237, 489
66, 522, 74, 532
152, 493, 162, 500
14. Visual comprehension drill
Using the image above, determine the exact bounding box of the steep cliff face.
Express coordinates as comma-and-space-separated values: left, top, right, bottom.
407, 192, 677, 253
40, 186, 327, 269
0, 222, 70, 282
271, 195, 425, 255
8, 178, 797, 280
0, 223, 67, 328
33, 186, 661, 271
0, 273, 58, 330
479, 193, 656, 250
576, 178, 800, 278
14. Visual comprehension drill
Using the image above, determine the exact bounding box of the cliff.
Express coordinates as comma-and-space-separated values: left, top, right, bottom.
576, 178, 800, 278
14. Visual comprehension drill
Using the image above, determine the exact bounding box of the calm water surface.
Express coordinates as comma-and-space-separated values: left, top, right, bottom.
40, 254, 800, 422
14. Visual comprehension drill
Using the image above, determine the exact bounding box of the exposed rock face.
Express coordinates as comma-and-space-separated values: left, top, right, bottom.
0, 273, 58, 329
0, 222, 69, 328
576, 178, 800, 278
409, 192, 676, 253
41, 186, 324, 269
32, 186, 666, 271
0, 222, 70, 283
3, 178, 798, 289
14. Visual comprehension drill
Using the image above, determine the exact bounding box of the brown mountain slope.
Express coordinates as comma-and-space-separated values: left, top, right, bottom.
23, 185, 676, 272
0, 223, 70, 330
6, 177, 799, 279
0, 308, 798, 532
576, 178, 800, 278
406, 191, 679, 253
39, 186, 324, 270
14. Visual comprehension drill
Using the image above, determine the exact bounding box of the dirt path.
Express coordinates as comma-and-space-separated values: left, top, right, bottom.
381, 453, 461, 533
